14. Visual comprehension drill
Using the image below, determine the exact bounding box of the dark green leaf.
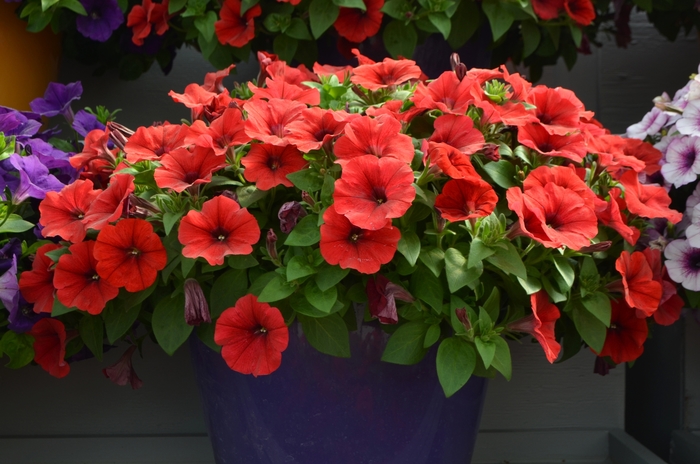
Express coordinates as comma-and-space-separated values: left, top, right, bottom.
320, 174, 335, 206
517, 274, 541, 295
632, 0, 652, 11
436, 337, 476, 397
424, 323, 441, 348
305, 281, 337, 313
581, 292, 611, 327
291, 292, 335, 317
240, 0, 259, 14
298, 313, 350, 357
381, 321, 429, 365
79, 315, 104, 362
428, 12, 451, 39
273, 35, 298, 62
418, 246, 445, 277
485, 241, 527, 279
163, 211, 184, 235
1, 332, 34, 369
552, 256, 575, 292
169, 0, 187, 13
383, 20, 417, 59
210, 268, 248, 318
447, 0, 479, 49
228, 254, 259, 269
309, 0, 340, 38
445, 247, 482, 293
482, 0, 514, 41
572, 301, 606, 353
56, 0, 87, 15
286, 169, 325, 192
287, 255, 318, 281
194, 10, 217, 41
285, 214, 321, 246
521, 20, 541, 58
482, 286, 500, 322
483, 160, 517, 188
197, 322, 220, 353
315, 265, 349, 292
491, 336, 512, 380
103, 304, 141, 343
52, 298, 76, 316
285, 18, 313, 40
152, 294, 193, 356
0, 215, 34, 233
258, 274, 296, 302
332, 0, 366, 9
397, 230, 421, 267
467, 238, 495, 269
475, 337, 496, 368
411, 266, 443, 313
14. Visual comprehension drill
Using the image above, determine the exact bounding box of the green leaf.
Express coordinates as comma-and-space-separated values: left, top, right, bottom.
482, 286, 500, 322
309, 0, 340, 38
51, 297, 77, 316
273, 35, 298, 62
194, 11, 217, 42
397, 230, 421, 267
285, 214, 321, 246
315, 265, 349, 292
240, 0, 259, 14
383, 20, 417, 59
169, 0, 187, 13
445, 247, 481, 293
581, 292, 611, 327
447, 0, 479, 49
491, 336, 512, 380
382, 0, 408, 19
521, 20, 541, 58
56, 0, 87, 15
485, 241, 527, 279
298, 313, 350, 357
436, 337, 476, 397
236, 185, 268, 207
482, 160, 517, 189
210, 268, 248, 318
418, 246, 445, 277
552, 256, 575, 292
152, 294, 193, 356
569, 24, 582, 48
1, 332, 34, 369
428, 12, 451, 39
286, 169, 325, 192
482, 0, 514, 41
291, 292, 335, 317
258, 274, 296, 302
572, 302, 607, 353
285, 18, 313, 40
542, 275, 567, 303
381, 321, 429, 365
467, 238, 495, 269
41, 0, 60, 11
424, 323, 441, 348
181, 256, 196, 278
103, 304, 141, 343
332, 0, 366, 10
79, 315, 104, 362
0, 214, 34, 233
197, 322, 220, 353
163, 211, 184, 235
517, 275, 541, 295
632, 0, 652, 11
227, 254, 259, 269
475, 337, 496, 368
320, 174, 335, 205
287, 255, 318, 281
411, 266, 443, 313
305, 281, 337, 313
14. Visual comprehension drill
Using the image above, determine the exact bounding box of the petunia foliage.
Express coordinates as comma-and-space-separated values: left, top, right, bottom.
2, 53, 686, 396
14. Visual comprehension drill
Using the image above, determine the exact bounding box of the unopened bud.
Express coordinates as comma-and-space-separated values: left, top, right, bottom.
220, 190, 239, 204
184, 279, 211, 326
481, 143, 500, 162
578, 241, 612, 253
127, 194, 160, 219
450, 53, 461, 71
455, 308, 471, 331
266, 229, 278, 260
436, 213, 446, 233
279, 201, 308, 234
106, 122, 134, 151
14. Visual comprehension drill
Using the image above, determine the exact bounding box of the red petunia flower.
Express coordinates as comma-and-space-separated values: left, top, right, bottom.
249, 77, 321, 106
364, 100, 426, 125
350, 58, 422, 91
319, 205, 401, 274
178, 196, 261, 266
244, 98, 306, 147
83, 174, 135, 232
313, 63, 354, 81
366, 275, 414, 324
40, 180, 101, 243
154, 146, 227, 193
614, 250, 662, 316
215, 0, 262, 48
622, 138, 662, 176
642, 248, 683, 326
286, 107, 356, 152
429, 114, 486, 155
19, 244, 61, 314
70, 129, 118, 173
435, 177, 498, 222
412, 72, 477, 114
333, 115, 414, 165
523, 165, 597, 210
28, 318, 70, 378
506, 183, 598, 250
517, 123, 588, 163
54, 241, 120, 315
564, 0, 595, 25
168, 85, 218, 122
618, 170, 683, 223
241, 143, 307, 191
596, 188, 640, 245
215, 294, 289, 377
124, 123, 189, 163
93, 219, 168, 293
202, 64, 236, 93
597, 300, 648, 364
333, 0, 384, 43
127, 0, 170, 46
507, 290, 561, 363
525, 86, 582, 135
532, 0, 564, 19
187, 108, 250, 156
427, 142, 480, 179
333, 155, 416, 230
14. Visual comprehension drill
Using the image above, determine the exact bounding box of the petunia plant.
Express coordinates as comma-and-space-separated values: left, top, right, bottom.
3, 52, 684, 395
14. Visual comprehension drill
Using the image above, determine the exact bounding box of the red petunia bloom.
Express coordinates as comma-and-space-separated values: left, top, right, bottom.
333, 115, 414, 165
642, 248, 683, 326
333, 0, 384, 43
597, 300, 648, 364
70, 129, 118, 174
532, 0, 564, 19
596, 188, 641, 245
40, 180, 101, 243
154, 146, 227, 193
54, 241, 120, 315
178, 196, 261, 266
366, 275, 414, 324
249, 77, 321, 106
618, 170, 683, 223
320, 205, 401, 274
124, 123, 189, 163
241, 143, 307, 191
435, 177, 498, 222
622, 138, 662, 176
19, 244, 61, 314
517, 123, 588, 163
507, 290, 561, 363
429, 114, 486, 155
523, 165, 597, 210
93, 219, 168, 293
412, 72, 477, 114
564, 0, 595, 25
127, 0, 170, 46
215, 294, 289, 377
83, 174, 135, 232
168, 84, 219, 122
525, 86, 582, 135
614, 250, 662, 316
187, 108, 250, 156
506, 183, 598, 250
364, 100, 426, 125
427, 142, 480, 179
215, 0, 262, 48
350, 58, 422, 91
244, 98, 306, 147
333, 155, 416, 230
313, 63, 354, 81
28, 318, 70, 378
286, 107, 356, 152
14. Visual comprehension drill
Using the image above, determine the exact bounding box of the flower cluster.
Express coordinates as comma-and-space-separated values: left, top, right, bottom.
2, 53, 683, 396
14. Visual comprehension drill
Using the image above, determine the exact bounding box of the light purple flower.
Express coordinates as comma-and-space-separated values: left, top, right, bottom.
660, 135, 700, 187
8, 154, 65, 203
29, 82, 83, 121
72, 109, 105, 137
0, 257, 19, 317
626, 107, 671, 140
76, 0, 124, 42
677, 100, 700, 137
665, 239, 700, 291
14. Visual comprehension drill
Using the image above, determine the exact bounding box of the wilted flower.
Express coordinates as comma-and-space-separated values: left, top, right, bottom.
103, 345, 143, 389
184, 278, 211, 326
278, 201, 307, 234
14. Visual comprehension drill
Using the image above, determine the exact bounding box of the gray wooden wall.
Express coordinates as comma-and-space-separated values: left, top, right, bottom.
1, 11, 699, 463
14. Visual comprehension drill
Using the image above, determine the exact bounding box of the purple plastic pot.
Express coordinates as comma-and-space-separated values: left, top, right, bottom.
190, 322, 488, 464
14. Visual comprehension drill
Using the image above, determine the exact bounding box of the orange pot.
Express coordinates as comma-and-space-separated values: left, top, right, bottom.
0, 3, 62, 111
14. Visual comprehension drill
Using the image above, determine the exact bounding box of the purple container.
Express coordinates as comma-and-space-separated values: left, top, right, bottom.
189, 323, 488, 464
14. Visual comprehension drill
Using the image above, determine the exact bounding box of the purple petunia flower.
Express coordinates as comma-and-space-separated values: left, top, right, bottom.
0, 239, 21, 275
660, 135, 700, 187
29, 82, 83, 122
8, 154, 66, 204
76, 0, 124, 42
677, 100, 700, 137
72, 109, 105, 137
626, 107, 671, 140
0, 257, 19, 316
0, 111, 41, 141
8, 296, 47, 333
665, 239, 700, 291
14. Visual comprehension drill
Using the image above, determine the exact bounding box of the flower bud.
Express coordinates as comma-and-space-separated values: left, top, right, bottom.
578, 241, 612, 253
436, 213, 446, 233
266, 229, 278, 260
301, 191, 315, 206
103, 345, 143, 389
594, 356, 613, 376
106, 121, 134, 151
278, 201, 307, 234
127, 194, 160, 219
184, 279, 211, 326
455, 308, 472, 331
481, 143, 500, 162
